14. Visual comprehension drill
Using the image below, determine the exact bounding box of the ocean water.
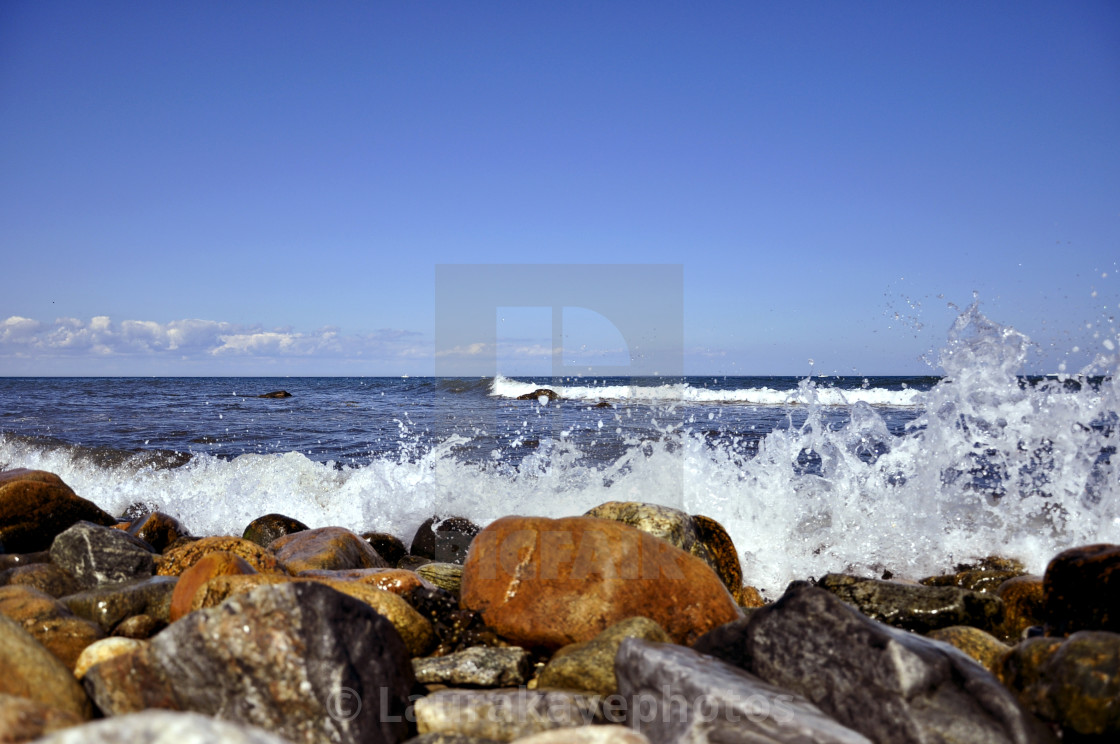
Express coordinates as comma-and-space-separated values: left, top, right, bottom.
1, 303, 1117, 595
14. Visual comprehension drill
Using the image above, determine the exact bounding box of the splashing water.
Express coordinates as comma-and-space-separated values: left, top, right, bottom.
1, 303, 1116, 594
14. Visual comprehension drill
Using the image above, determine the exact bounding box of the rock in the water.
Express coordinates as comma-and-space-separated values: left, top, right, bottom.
0, 562, 82, 598
73, 636, 147, 679
515, 388, 559, 401
0, 692, 83, 742
741, 584, 1055, 744
0, 585, 105, 669
997, 575, 1046, 642
538, 617, 670, 696
62, 576, 178, 631
242, 513, 309, 549
169, 550, 258, 622
616, 638, 872, 744
258, 390, 292, 398
125, 511, 191, 553
921, 556, 1026, 594
0, 614, 91, 720
415, 688, 602, 740
83, 582, 416, 744
691, 513, 749, 601
48, 521, 156, 588
271, 526, 388, 572
926, 625, 1011, 672
0, 470, 116, 553
584, 501, 711, 566
1042, 543, 1120, 636
412, 645, 533, 688
460, 516, 741, 651
996, 630, 1120, 736
158, 535, 285, 576
816, 572, 1005, 634
417, 562, 464, 594
410, 517, 480, 565
33, 710, 297, 744
363, 532, 408, 566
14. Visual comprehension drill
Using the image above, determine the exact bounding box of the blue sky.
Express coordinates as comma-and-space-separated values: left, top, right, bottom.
1, 1, 1117, 376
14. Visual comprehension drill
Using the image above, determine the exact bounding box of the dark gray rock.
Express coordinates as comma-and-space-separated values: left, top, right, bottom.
62, 576, 177, 631
615, 638, 871, 744
743, 584, 1055, 744
412, 645, 532, 688
410, 517, 480, 565
126, 511, 191, 553
84, 581, 415, 744
34, 710, 295, 743
49, 521, 155, 588
816, 573, 1005, 634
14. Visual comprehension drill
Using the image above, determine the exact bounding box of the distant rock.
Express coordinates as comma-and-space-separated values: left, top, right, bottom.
257, 390, 292, 398
515, 388, 559, 401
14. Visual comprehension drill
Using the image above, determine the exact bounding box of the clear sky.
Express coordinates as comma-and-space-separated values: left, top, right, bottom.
1, 1, 1117, 376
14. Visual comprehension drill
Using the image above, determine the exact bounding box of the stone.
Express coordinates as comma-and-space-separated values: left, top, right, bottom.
0, 614, 91, 720
271, 526, 388, 572
411, 517, 481, 565
73, 636, 146, 679
32, 710, 297, 743
415, 688, 603, 740
516, 726, 650, 744
921, 557, 1027, 594
515, 388, 560, 401
538, 617, 670, 696
242, 513, 309, 549
690, 615, 754, 668
296, 567, 435, 596
417, 562, 464, 594
412, 645, 533, 688
616, 638, 872, 744
0, 562, 81, 598
125, 511, 191, 553
692, 513, 750, 601
926, 625, 1011, 672
0, 585, 104, 669
0, 551, 51, 572
363, 532, 408, 566
258, 390, 293, 398
189, 573, 435, 656
816, 572, 1005, 634
408, 586, 502, 656
62, 576, 177, 631
460, 516, 741, 651
83, 582, 416, 744
48, 521, 156, 588
110, 613, 164, 639
169, 550, 257, 622
399, 555, 434, 571
742, 584, 1055, 744
1042, 543, 1120, 636
996, 575, 1046, 642
403, 736, 502, 744
584, 502, 711, 565
996, 630, 1120, 736
158, 535, 285, 576
0, 470, 116, 553
0, 693, 83, 742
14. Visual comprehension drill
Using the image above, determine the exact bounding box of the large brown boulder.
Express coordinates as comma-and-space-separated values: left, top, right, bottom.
459, 515, 741, 650
0, 470, 115, 553
1042, 543, 1120, 636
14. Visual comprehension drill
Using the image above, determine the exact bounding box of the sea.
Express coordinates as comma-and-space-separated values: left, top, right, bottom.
1, 303, 1117, 596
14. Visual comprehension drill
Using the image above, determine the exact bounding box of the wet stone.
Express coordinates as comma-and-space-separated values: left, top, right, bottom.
158, 535, 284, 576
0, 562, 82, 598
0, 551, 51, 572
411, 517, 480, 565
997, 575, 1046, 642
270, 526, 388, 572
538, 616, 671, 696
0, 469, 116, 554
363, 532, 408, 567
49, 521, 156, 588
298, 567, 435, 596
169, 550, 258, 622
110, 613, 164, 639
242, 513, 309, 549
62, 575, 177, 631
1042, 543, 1120, 636
0, 614, 92, 721
816, 572, 1005, 634
413, 645, 533, 688
417, 562, 464, 594
926, 625, 1011, 672
125, 511, 190, 553
408, 585, 502, 656
0, 585, 105, 669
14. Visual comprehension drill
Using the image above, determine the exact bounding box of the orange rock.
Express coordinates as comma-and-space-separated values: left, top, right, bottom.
460, 515, 742, 650
997, 574, 1045, 642
169, 551, 258, 622
0, 585, 105, 669
0, 469, 116, 553
158, 536, 285, 577
270, 526, 389, 573
296, 568, 435, 596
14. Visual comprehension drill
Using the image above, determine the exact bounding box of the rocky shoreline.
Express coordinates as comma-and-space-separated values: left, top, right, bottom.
1, 467, 1117, 743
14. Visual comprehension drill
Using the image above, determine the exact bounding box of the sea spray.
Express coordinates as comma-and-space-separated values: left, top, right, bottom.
1, 304, 1116, 595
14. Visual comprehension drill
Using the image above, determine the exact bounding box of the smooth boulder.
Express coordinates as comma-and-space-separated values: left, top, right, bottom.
0, 470, 116, 553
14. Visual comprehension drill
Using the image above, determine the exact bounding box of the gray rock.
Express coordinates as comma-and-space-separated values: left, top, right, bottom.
412, 645, 532, 687
34, 710, 295, 743
83, 581, 415, 744
816, 573, 1005, 634
62, 575, 177, 631
743, 584, 1056, 744
415, 688, 603, 741
584, 502, 710, 564
615, 638, 871, 744
49, 521, 155, 588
